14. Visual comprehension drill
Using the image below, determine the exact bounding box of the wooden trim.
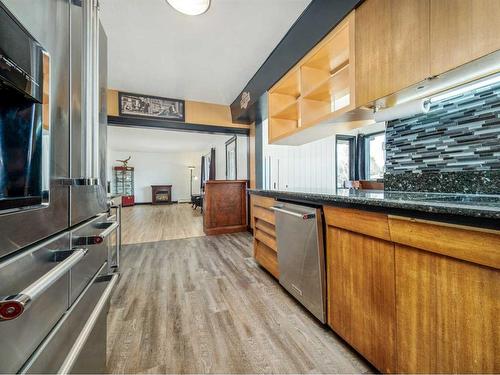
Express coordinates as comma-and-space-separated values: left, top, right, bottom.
185, 100, 249, 129
204, 224, 248, 236
388, 215, 500, 235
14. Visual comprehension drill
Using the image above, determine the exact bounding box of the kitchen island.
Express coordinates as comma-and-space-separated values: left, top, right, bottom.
248, 189, 500, 374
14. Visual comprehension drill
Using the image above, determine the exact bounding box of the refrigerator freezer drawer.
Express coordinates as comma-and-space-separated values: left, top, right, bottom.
0, 232, 74, 374
21, 265, 118, 374
70, 213, 117, 303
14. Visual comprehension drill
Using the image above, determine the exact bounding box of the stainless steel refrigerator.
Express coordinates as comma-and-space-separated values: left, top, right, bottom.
0, 0, 119, 373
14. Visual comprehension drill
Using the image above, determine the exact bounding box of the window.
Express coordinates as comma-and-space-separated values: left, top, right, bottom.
225, 136, 237, 180
335, 136, 355, 188
365, 132, 386, 180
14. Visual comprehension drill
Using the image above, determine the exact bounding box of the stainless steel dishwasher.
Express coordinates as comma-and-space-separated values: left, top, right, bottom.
271, 202, 326, 323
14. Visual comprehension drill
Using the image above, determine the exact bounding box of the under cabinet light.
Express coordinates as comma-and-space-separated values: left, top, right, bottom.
429, 73, 500, 103
166, 0, 210, 16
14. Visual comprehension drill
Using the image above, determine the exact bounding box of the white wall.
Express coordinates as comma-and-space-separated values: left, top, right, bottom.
109, 150, 202, 203
262, 120, 385, 191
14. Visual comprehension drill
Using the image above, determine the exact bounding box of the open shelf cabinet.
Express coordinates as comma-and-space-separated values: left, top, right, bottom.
268, 11, 371, 145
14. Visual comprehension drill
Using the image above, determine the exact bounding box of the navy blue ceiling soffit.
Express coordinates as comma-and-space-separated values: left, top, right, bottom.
230, 0, 363, 124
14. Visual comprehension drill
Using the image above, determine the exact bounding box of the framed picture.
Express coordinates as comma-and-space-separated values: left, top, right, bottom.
118, 91, 185, 122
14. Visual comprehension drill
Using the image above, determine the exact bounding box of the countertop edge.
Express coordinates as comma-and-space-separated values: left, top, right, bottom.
248, 189, 500, 223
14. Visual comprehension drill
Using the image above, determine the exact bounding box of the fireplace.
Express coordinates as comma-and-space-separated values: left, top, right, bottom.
151, 185, 172, 204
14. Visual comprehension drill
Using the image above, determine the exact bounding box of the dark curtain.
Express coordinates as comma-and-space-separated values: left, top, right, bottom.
209, 147, 216, 180
200, 156, 205, 191
355, 134, 366, 180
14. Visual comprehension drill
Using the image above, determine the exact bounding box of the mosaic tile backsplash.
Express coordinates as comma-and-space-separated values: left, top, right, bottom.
384, 81, 500, 194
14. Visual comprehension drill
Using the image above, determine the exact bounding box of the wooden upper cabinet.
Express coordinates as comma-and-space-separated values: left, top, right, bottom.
268, 12, 364, 145
355, 0, 430, 106
430, 0, 500, 76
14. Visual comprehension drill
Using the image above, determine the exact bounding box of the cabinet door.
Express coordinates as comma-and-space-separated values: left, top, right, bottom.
395, 244, 500, 373
327, 227, 396, 373
431, 0, 500, 76
355, 0, 430, 106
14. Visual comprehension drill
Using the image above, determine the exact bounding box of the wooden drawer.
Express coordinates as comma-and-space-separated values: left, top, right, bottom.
324, 206, 391, 241
253, 206, 275, 226
254, 219, 276, 237
255, 228, 277, 252
254, 239, 279, 278
389, 216, 500, 269
251, 195, 276, 209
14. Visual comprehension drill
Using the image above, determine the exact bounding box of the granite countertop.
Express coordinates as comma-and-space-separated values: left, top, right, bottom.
248, 188, 500, 220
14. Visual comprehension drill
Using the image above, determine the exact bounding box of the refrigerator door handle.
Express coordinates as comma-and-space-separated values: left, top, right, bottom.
0, 248, 88, 321
54, 178, 100, 186
58, 273, 119, 375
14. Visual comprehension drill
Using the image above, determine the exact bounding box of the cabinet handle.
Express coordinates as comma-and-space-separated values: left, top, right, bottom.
0, 248, 88, 321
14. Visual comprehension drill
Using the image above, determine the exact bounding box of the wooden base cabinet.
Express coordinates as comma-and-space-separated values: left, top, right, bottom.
325, 206, 500, 374
327, 226, 396, 373
395, 244, 500, 373
250, 195, 279, 278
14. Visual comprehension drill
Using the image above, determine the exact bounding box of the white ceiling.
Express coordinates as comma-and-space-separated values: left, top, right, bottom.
107, 126, 234, 153
100, 0, 312, 105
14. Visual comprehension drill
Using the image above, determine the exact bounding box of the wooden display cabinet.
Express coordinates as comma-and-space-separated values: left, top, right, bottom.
113, 166, 135, 207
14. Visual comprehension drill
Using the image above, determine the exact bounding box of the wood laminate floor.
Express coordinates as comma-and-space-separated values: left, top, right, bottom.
107, 233, 373, 374
121, 204, 204, 245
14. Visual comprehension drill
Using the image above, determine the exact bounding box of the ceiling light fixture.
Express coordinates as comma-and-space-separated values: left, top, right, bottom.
166, 0, 210, 16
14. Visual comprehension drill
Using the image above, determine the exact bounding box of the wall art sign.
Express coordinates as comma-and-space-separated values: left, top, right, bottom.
118, 91, 185, 121
240, 91, 251, 109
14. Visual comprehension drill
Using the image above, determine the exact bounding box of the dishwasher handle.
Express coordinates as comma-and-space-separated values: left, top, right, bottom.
271, 205, 316, 220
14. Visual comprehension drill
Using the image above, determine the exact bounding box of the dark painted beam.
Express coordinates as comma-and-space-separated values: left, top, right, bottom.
230, 0, 363, 124
108, 115, 249, 136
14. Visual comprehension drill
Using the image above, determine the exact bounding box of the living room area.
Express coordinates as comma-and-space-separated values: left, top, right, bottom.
107, 125, 249, 245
